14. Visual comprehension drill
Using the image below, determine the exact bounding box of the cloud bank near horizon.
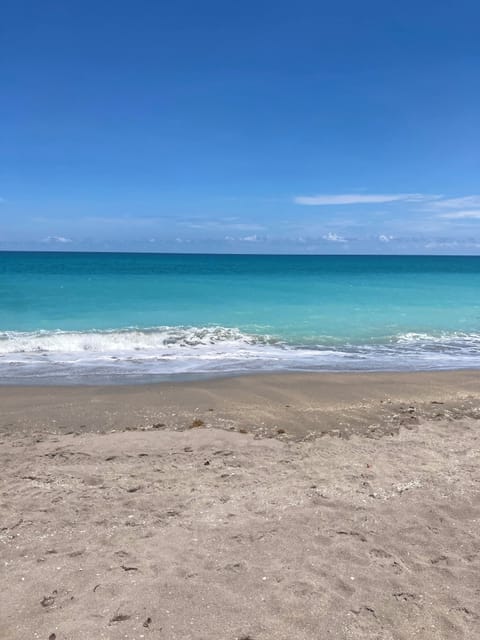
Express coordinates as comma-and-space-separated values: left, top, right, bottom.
2, 191, 480, 254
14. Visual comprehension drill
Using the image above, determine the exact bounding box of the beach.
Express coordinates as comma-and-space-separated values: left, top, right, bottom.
1, 370, 480, 639
3, 0, 480, 636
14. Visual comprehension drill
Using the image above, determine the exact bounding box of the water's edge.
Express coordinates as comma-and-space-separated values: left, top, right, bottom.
2, 325, 480, 384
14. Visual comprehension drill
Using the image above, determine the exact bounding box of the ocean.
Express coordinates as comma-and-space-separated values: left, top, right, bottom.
1, 251, 480, 384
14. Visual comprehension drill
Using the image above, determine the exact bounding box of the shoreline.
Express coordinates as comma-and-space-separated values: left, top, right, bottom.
2, 361, 480, 386
2, 369, 479, 439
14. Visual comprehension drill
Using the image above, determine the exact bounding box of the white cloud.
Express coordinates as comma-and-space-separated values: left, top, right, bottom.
431, 196, 480, 209
229, 223, 266, 231
424, 241, 460, 249
42, 235, 72, 244
322, 232, 347, 243
240, 234, 259, 242
438, 210, 480, 219
183, 220, 265, 231
424, 240, 480, 249
294, 193, 428, 206
379, 234, 394, 242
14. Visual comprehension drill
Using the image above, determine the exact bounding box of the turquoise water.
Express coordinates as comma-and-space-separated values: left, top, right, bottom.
1, 252, 480, 383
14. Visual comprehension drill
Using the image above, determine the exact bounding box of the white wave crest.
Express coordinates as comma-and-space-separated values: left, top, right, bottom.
1, 327, 480, 384
0, 326, 271, 355
393, 331, 480, 349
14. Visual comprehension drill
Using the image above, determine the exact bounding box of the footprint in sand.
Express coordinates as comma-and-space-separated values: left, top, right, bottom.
349, 606, 382, 634
369, 548, 404, 574
393, 592, 422, 607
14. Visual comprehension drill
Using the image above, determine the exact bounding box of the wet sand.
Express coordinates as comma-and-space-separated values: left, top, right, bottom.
1, 369, 480, 439
1, 371, 480, 639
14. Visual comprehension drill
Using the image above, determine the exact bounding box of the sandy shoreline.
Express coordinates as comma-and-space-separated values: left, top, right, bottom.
2, 369, 480, 439
1, 371, 480, 639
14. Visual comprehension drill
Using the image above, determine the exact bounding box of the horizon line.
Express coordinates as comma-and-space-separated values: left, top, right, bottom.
1, 249, 480, 258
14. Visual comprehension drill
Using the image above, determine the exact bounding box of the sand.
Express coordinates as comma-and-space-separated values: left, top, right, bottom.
1, 371, 480, 639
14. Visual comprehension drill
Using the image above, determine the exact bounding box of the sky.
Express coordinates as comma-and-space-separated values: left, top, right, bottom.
1, 0, 480, 254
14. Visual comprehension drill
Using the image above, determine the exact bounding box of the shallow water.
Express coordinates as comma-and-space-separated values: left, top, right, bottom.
2, 252, 480, 383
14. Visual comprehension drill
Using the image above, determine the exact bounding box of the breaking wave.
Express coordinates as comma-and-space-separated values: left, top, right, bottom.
1, 326, 480, 384
0, 326, 271, 354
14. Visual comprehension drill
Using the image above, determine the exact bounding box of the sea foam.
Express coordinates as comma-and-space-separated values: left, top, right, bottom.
1, 326, 480, 384
0, 326, 270, 354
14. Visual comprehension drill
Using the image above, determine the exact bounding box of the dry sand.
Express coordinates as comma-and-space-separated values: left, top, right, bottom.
1, 371, 480, 639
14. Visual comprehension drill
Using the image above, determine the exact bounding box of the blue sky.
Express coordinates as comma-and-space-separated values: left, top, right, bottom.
1, 0, 480, 254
